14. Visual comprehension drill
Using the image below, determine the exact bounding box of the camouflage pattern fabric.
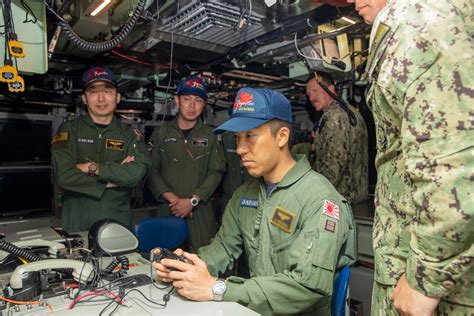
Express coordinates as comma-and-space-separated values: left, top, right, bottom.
366, 0, 474, 312
313, 101, 369, 204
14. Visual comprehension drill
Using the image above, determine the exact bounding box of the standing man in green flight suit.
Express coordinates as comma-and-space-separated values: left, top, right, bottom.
344, 0, 473, 315
51, 66, 151, 232
306, 72, 369, 204
153, 88, 357, 315
147, 76, 226, 252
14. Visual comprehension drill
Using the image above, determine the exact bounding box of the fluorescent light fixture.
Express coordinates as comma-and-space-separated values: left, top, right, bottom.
341, 16, 356, 24
88, 0, 112, 17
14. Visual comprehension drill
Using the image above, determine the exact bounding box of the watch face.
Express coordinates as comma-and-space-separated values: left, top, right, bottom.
191, 198, 198, 206
212, 280, 226, 295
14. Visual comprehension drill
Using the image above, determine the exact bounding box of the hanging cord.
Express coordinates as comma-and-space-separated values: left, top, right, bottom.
44, 0, 146, 52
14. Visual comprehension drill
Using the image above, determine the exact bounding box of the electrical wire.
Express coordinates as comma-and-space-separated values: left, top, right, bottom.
110, 49, 177, 69
0, 297, 53, 312
20, 0, 37, 24
294, 32, 324, 61
68, 290, 125, 310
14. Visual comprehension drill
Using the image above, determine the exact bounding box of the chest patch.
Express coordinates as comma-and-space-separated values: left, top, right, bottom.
322, 200, 340, 220
164, 137, 177, 143
193, 138, 208, 147
51, 132, 68, 144
77, 137, 94, 144
106, 139, 125, 151
271, 207, 295, 234
240, 198, 258, 208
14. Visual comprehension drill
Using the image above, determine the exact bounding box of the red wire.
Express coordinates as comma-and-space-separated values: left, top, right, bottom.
111, 50, 178, 69
68, 290, 124, 310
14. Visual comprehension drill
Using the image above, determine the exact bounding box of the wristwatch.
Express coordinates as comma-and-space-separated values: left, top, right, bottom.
190, 196, 199, 207
88, 162, 98, 176
211, 278, 226, 301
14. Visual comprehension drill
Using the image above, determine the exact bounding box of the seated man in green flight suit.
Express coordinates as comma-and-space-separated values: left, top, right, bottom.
153, 88, 357, 315
51, 66, 151, 232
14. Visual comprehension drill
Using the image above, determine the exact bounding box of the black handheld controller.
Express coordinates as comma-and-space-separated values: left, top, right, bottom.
152, 248, 186, 263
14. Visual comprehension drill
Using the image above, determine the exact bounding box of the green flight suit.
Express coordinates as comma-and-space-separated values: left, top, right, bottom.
313, 101, 369, 204
366, 0, 473, 313
148, 118, 226, 251
198, 156, 357, 315
291, 142, 315, 166
221, 132, 251, 205
51, 115, 151, 232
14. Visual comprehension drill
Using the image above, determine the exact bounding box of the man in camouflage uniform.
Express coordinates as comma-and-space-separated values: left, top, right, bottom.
348, 0, 473, 314
147, 76, 226, 251
306, 73, 369, 204
153, 88, 356, 315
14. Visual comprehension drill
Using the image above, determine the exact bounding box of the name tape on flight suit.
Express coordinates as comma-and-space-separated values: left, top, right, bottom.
51, 132, 68, 144
322, 200, 339, 220
271, 207, 295, 234
193, 138, 208, 147
106, 139, 125, 151
78, 138, 94, 144
240, 198, 258, 208
164, 137, 177, 143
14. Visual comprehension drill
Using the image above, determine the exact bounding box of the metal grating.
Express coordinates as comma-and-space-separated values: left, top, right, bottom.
158, 0, 273, 48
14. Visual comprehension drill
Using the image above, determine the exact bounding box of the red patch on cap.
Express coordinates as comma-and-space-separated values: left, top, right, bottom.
185, 78, 204, 89
322, 200, 340, 220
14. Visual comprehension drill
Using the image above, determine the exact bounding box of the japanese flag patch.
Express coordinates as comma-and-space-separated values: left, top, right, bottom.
322, 200, 339, 220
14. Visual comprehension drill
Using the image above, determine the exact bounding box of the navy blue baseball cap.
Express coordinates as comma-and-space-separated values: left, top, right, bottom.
214, 88, 292, 135
82, 66, 117, 90
176, 76, 208, 100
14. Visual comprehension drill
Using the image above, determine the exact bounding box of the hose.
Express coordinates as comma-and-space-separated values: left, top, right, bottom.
54, 0, 146, 52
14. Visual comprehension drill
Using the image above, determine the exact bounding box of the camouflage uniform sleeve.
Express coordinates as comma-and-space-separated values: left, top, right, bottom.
194, 134, 226, 202
51, 123, 107, 199
147, 126, 173, 199
98, 129, 152, 187
396, 2, 474, 298
314, 107, 350, 187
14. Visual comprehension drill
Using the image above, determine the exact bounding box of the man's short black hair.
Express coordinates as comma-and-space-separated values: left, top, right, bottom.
267, 119, 294, 148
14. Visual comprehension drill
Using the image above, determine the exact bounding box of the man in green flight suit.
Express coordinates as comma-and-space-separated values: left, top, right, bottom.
345, 0, 474, 315
147, 76, 226, 251
306, 73, 369, 204
153, 88, 357, 315
51, 67, 151, 232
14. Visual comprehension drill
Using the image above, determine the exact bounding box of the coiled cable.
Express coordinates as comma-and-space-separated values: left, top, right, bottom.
46, 0, 146, 52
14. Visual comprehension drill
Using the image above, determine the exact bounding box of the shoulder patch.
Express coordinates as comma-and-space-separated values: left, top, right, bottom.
106, 139, 125, 151
51, 132, 68, 144
240, 198, 258, 208
271, 206, 295, 234
324, 219, 336, 233
322, 200, 340, 220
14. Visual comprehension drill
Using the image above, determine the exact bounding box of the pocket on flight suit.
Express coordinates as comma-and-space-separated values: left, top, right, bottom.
241, 227, 258, 273
301, 230, 338, 294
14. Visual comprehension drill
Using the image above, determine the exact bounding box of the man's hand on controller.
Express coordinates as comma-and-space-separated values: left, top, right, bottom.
153, 248, 216, 301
